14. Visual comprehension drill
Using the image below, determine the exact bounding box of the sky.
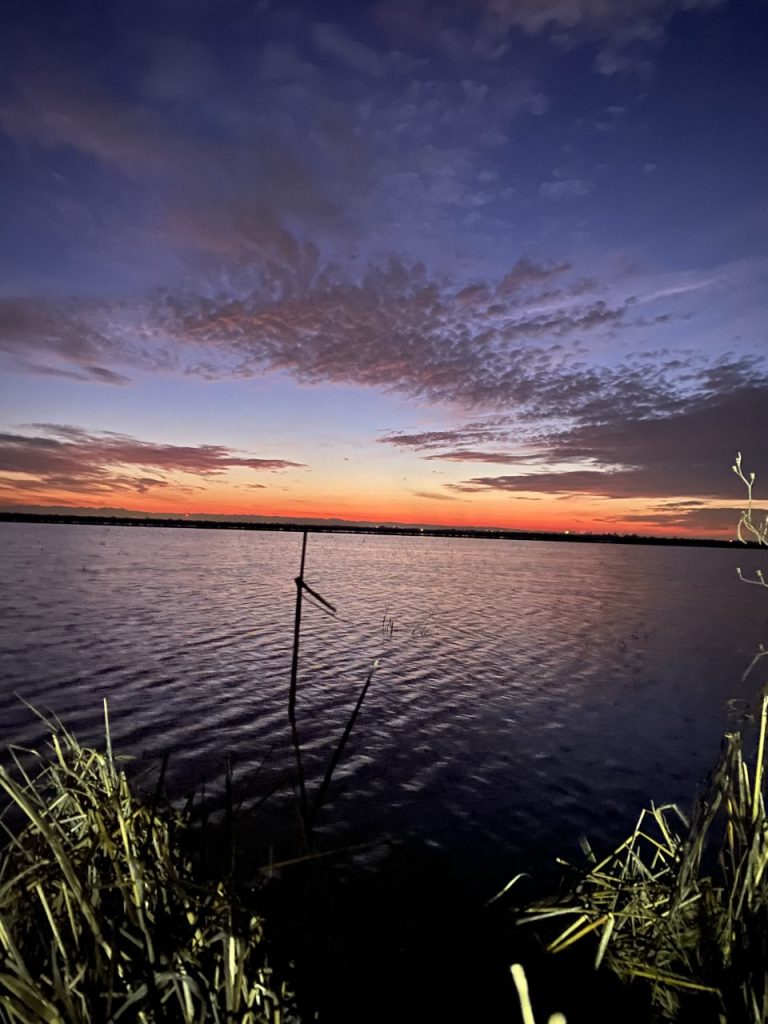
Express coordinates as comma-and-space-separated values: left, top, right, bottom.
0, 0, 766, 536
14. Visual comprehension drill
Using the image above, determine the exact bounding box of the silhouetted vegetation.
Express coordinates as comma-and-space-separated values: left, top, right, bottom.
0, 510, 755, 548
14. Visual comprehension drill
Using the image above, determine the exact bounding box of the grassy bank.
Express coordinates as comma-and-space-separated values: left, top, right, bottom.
515, 696, 768, 1022
4, 700, 766, 1023
513, 456, 768, 1022
0, 705, 296, 1024
0, 707, 542, 1023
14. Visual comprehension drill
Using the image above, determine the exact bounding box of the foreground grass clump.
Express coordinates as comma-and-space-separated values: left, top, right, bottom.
519, 695, 768, 1022
0, 706, 295, 1023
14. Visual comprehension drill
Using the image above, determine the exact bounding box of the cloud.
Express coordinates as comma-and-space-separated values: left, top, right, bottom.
378, 424, 512, 450
374, 0, 723, 74
0, 63, 343, 265
424, 450, 531, 464
539, 177, 593, 200
259, 43, 318, 83
0, 23, 547, 271
473, 0, 722, 35
4, 245, 764, 497
0, 298, 136, 384
600, 505, 745, 534
593, 50, 654, 77
87, 366, 133, 384
410, 489, 464, 501
4, 255, 638, 407
0, 425, 304, 498
154, 255, 679, 419
497, 259, 571, 294
0, 71, 178, 176
448, 383, 768, 500
378, 361, 767, 509
449, 469, 632, 496
312, 23, 387, 79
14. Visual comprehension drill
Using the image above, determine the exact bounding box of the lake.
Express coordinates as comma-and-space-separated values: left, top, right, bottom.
1, 520, 766, 892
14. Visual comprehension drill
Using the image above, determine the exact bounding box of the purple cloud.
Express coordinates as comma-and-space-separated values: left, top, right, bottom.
424, 450, 531, 464
153, 256, 692, 422
0, 425, 304, 497
448, 385, 768, 500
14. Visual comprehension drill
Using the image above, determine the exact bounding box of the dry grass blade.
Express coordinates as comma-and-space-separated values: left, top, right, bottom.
510, 963, 567, 1024
517, 697, 768, 1021
0, 712, 297, 1023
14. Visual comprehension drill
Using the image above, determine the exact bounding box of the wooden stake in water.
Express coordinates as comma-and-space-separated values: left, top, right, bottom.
288, 530, 311, 847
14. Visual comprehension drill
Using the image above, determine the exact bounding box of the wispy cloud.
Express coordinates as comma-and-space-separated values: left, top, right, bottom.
374, 0, 724, 73
540, 177, 593, 200
311, 23, 388, 79
0, 298, 135, 384
378, 423, 511, 450
0, 425, 303, 497
410, 489, 464, 501
424, 450, 531, 464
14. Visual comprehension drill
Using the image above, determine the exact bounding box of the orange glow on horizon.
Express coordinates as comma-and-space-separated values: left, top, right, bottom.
0, 479, 739, 540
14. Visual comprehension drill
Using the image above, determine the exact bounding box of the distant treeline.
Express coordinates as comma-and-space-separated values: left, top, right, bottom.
0, 511, 757, 549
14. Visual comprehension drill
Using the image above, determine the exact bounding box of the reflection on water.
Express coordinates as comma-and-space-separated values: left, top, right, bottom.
1, 522, 766, 885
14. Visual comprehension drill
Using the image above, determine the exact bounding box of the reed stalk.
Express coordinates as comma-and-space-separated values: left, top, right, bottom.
285, 531, 376, 851
514, 455, 768, 1021
0, 710, 296, 1023
518, 701, 768, 1020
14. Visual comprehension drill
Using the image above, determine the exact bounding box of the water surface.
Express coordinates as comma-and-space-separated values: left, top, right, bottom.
1, 522, 766, 888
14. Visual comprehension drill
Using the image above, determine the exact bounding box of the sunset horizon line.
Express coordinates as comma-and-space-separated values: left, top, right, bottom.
0, 500, 747, 544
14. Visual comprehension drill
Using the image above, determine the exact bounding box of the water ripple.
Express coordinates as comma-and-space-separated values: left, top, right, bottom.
1, 523, 766, 881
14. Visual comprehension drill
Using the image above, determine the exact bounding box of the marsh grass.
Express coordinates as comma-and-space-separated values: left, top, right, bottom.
513, 454, 768, 1021
518, 695, 768, 1021
0, 531, 384, 1022
0, 702, 296, 1023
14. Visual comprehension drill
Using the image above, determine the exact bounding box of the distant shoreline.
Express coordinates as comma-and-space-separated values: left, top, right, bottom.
0, 510, 756, 549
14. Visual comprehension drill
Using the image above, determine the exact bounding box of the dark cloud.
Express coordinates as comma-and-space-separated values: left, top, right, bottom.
449, 469, 630, 496
85, 366, 132, 384
0, 425, 303, 497
545, 382, 768, 485
378, 424, 509, 449
424, 450, 531, 464
449, 385, 768, 500
600, 505, 744, 534
410, 489, 464, 501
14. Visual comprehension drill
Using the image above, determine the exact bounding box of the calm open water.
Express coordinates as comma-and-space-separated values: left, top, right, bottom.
1, 521, 766, 890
